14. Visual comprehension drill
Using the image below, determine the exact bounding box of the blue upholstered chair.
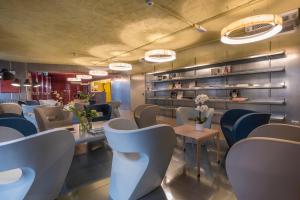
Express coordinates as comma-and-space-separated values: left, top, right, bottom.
0, 117, 37, 136
220, 109, 270, 147
85, 104, 112, 122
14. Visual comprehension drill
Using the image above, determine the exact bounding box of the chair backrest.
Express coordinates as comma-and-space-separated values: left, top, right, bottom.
109, 101, 121, 118
249, 123, 300, 142
134, 104, 160, 128
220, 109, 255, 127
0, 117, 37, 136
176, 107, 214, 128
39, 99, 58, 106
104, 118, 176, 199
0, 126, 24, 142
0, 129, 75, 200
0, 103, 22, 116
226, 137, 300, 200
34, 106, 72, 131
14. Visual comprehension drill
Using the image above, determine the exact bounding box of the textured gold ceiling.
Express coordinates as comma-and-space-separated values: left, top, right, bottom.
0, 0, 299, 73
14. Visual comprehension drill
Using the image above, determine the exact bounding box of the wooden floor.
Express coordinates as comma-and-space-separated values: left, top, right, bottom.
58, 111, 234, 200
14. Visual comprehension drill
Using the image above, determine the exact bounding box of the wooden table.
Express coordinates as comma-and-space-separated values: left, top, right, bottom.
174, 124, 220, 178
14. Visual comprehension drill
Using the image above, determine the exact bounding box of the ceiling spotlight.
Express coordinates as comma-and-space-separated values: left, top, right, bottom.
11, 78, 21, 87
67, 77, 81, 82
144, 49, 176, 63
221, 14, 283, 45
193, 24, 207, 32
89, 70, 108, 76
23, 79, 32, 87
145, 0, 154, 6
76, 74, 93, 80
109, 63, 132, 71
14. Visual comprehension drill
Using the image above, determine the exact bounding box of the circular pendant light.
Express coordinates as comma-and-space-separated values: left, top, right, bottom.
67, 77, 81, 82
23, 79, 32, 87
11, 78, 21, 87
89, 70, 108, 76
109, 63, 132, 71
221, 14, 283, 45
144, 49, 176, 63
76, 74, 93, 80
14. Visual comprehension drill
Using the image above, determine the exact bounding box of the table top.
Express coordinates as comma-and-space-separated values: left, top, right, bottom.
63, 121, 106, 144
174, 124, 219, 141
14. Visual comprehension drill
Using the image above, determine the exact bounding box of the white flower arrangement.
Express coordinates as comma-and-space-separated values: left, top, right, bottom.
194, 94, 209, 124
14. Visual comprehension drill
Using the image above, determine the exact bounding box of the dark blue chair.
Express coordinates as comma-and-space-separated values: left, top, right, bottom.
85, 104, 112, 122
220, 109, 271, 147
0, 117, 37, 136
0, 113, 23, 118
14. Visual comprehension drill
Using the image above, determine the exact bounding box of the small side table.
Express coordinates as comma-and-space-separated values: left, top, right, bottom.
174, 125, 221, 178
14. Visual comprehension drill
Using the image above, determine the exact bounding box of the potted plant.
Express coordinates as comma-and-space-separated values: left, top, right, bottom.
194, 94, 209, 131
64, 102, 98, 133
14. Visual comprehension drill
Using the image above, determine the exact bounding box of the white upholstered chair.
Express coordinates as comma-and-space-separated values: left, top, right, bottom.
109, 101, 121, 118
104, 118, 176, 200
226, 124, 300, 200
134, 104, 160, 128
0, 129, 75, 200
0, 103, 22, 116
34, 106, 73, 131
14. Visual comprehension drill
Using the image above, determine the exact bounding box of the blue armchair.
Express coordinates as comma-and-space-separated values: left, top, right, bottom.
220, 109, 271, 147
85, 104, 112, 122
0, 117, 37, 136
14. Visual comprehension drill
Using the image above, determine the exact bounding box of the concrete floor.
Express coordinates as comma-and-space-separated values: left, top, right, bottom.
58, 112, 236, 200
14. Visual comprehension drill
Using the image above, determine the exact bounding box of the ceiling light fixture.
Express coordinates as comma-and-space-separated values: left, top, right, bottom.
67, 77, 81, 82
11, 78, 21, 87
76, 74, 93, 80
23, 79, 32, 87
109, 63, 132, 71
144, 49, 176, 63
221, 14, 283, 45
89, 70, 108, 76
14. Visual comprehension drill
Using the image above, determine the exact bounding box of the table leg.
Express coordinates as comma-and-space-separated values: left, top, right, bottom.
216, 132, 221, 164
196, 140, 201, 178
183, 136, 186, 152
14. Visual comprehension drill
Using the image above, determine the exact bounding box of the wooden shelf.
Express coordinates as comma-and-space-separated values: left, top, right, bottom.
147, 97, 285, 105
152, 66, 285, 83
151, 84, 285, 92
149, 51, 285, 76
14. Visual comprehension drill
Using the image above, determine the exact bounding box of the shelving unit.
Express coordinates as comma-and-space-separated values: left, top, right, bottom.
146, 51, 287, 123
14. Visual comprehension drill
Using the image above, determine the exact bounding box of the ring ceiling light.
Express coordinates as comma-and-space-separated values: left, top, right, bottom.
76, 74, 93, 80
109, 63, 132, 71
67, 77, 81, 82
144, 49, 176, 63
221, 14, 283, 45
89, 70, 108, 76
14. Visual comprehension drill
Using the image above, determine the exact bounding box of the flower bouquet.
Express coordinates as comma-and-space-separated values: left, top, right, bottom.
194, 94, 209, 131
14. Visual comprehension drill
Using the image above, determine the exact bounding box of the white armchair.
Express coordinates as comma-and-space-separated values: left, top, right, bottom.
0, 129, 75, 200
226, 124, 300, 200
134, 104, 160, 128
104, 118, 176, 200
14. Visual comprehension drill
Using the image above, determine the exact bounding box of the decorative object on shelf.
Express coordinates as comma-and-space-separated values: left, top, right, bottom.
11, 78, 21, 87
109, 62, 132, 71
76, 74, 93, 80
229, 89, 240, 98
189, 81, 196, 88
89, 70, 108, 76
231, 97, 249, 102
174, 82, 181, 89
144, 49, 176, 63
169, 73, 177, 79
170, 91, 177, 99
177, 91, 183, 99
65, 102, 98, 133
194, 94, 209, 131
221, 14, 283, 45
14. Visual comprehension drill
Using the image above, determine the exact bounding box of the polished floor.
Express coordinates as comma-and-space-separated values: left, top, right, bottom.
58, 113, 236, 200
